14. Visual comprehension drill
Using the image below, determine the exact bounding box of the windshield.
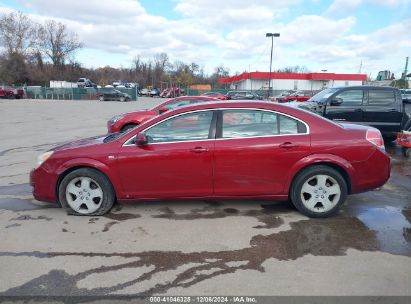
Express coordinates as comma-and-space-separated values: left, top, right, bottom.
103, 132, 125, 143
308, 88, 339, 103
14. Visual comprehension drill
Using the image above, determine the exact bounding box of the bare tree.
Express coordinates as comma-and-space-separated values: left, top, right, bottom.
38, 20, 83, 68
0, 11, 37, 56
277, 65, 309, 73
154, 52, 169, 72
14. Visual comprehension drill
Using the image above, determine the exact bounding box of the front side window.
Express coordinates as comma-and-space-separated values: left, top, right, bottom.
145, 111, 213, 143
333, 90, 363, 106
222, 109, 306, 138
368, 90, 395, 105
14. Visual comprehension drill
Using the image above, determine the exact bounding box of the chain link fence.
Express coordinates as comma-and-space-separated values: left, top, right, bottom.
25, 87, 138, 101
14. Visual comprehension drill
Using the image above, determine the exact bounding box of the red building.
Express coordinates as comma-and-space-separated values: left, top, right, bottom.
219, 71, 367, 93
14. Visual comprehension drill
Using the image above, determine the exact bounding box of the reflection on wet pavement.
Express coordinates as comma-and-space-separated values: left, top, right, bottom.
0, 216, 383, 296
0, 183, 58, 211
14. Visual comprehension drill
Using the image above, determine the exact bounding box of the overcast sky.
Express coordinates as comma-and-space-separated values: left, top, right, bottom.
0, 0, 410, 78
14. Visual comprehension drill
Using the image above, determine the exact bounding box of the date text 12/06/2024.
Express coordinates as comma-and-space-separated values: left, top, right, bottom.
149, 296, 257, 303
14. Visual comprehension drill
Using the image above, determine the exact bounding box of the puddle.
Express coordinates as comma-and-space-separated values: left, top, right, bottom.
1, 215, 403, 296
104, 213, 141, 221
102, 221, 119, 232
355, 207, 411, 255
0, 183, 58, 211
152, 202, 290, 229
0, 197, 58, 211
0, 183, 32, 196
11, 215, 52, 221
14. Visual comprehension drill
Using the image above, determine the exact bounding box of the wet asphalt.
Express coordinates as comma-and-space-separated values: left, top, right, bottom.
0, 99, 410, 298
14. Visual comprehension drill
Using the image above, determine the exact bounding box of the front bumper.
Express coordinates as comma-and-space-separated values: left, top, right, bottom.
30, 166, 58, 203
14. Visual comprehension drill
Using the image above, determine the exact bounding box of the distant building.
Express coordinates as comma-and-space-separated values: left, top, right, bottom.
219, 72, 367, 93
376, 70, 395, 81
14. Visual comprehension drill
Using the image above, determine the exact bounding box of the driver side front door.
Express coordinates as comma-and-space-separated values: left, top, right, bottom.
116, 110, 216, 199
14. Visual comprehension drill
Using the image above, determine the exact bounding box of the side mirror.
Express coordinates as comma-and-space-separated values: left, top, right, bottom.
330, 98, 343, 106
135, 133, 148, 146
158, 108, 168, 114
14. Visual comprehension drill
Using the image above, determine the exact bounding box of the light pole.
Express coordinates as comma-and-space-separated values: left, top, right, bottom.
266, 32, 280, 98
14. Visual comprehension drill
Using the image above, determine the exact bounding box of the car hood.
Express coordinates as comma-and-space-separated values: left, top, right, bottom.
53, 135, 109, 151
285, 101, 324, 114
122, 109, 156, 118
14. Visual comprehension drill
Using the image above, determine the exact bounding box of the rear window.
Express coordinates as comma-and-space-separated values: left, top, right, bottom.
368, 90, 395, 105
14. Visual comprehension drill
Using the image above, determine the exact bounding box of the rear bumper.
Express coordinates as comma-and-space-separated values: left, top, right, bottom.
350, 148, 391, 194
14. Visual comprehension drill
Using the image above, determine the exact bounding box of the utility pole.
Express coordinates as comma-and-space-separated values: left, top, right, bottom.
266, 33, 280, 98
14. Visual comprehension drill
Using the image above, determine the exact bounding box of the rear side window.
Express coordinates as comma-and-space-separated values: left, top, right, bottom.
368, 90, 395, 105
221, 109, 307, 138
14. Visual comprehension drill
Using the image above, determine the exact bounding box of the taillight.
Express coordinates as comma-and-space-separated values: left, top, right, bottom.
366, 129, 385, 150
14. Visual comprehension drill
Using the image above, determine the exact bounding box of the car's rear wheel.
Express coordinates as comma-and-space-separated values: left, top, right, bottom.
98, 96, 105, 102
8, 94, 15, 99
290, 165, 347, 218
121, 123, 138, 132
58, 168, 115, 216
119, 96, 125, 102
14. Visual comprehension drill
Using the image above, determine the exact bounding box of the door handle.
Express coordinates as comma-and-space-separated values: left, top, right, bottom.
190, 147, 209, 153
354, 108, 362, 112
388, 109, 398, 112
279, 142, 299, 149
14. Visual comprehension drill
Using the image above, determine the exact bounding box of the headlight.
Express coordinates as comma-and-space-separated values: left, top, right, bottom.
110, 114, 124, 125
37, 151, 54, 166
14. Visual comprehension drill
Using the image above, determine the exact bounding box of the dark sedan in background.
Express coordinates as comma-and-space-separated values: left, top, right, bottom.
97, 88, 131, 102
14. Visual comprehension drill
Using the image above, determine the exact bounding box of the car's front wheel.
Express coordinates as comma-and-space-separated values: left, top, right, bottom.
58, 168, 115, 216
119, 96, 126, 102
98, 96, 105, 102
290, 165, 347, 218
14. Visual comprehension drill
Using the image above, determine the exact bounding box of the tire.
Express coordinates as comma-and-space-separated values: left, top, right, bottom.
58, 168, 115, 216
119, 96, 125, 102
121, 123, 138, 132
290, 165, 348, 218
8, 94, 15, 99
98, 96, 105, 102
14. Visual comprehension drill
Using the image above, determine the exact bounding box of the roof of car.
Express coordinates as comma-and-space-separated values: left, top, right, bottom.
331, 85, 399, 90
166, 100, 295, 113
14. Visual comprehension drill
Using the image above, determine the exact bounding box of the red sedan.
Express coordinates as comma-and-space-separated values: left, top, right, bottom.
107, 96, 218, 133
276, 91, 311, 103
31, 101, 390, 218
